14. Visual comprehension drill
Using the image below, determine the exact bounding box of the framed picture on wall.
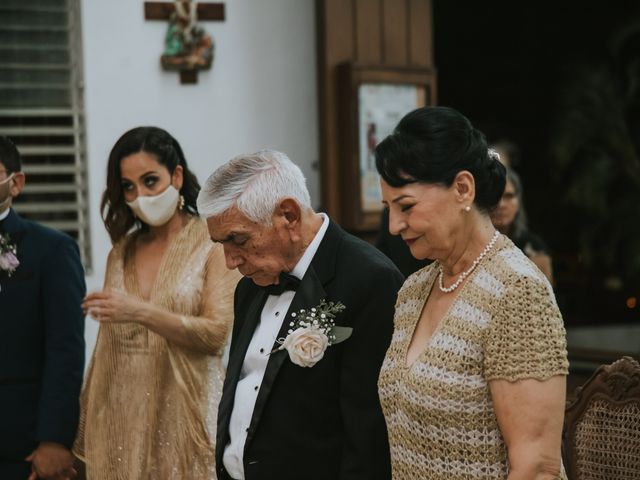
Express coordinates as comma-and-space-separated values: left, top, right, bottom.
339, 64, 437, 232
358, 83, 426, 213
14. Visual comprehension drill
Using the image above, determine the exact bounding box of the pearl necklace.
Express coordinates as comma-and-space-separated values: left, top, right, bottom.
437, 230, 500, 293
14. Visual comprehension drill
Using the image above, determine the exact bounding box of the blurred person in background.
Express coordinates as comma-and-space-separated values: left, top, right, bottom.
490, 167, 554, 284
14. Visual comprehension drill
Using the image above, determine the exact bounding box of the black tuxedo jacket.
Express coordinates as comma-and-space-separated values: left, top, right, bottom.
0, 209, 85, 474
216, 220, 404, 480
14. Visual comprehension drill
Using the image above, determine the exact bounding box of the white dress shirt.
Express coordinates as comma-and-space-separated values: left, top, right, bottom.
223, 213, 329, 480
0, 207, 10, 221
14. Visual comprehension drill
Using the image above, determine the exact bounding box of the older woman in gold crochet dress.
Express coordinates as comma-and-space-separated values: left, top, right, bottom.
376, 107, 569, 480
74, 127, 240, 479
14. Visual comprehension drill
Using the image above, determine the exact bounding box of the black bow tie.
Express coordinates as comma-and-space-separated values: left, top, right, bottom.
263, 272, 301, 296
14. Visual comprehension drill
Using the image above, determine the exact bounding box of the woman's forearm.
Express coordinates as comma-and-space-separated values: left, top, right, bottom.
136, 304, 226, 353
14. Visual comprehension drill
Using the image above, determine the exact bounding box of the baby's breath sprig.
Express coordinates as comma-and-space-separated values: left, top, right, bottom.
287, 299, 348, 344
271, 299, 352, 361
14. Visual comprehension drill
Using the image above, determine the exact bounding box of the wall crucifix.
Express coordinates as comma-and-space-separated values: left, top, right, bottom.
144, 1, 226, 84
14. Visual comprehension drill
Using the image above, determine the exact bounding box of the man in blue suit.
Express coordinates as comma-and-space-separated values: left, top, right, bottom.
0, 136, 85, 479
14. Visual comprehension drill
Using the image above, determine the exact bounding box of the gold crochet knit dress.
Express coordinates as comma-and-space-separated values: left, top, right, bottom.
74, 218, 240, 479
378, 235, 569, 479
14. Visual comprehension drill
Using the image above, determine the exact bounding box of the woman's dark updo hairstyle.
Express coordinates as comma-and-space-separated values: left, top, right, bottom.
101, 126, 200, 243
375, 106, 506, 212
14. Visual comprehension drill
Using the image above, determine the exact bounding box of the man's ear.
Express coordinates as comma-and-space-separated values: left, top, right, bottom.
274, 198, 302, 233
452, 170, 475, 205
9, 172, 25, 198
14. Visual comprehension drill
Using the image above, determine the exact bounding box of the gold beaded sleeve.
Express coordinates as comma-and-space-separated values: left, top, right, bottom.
179, 243, 241, 354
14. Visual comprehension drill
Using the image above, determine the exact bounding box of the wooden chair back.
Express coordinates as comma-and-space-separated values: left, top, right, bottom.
563, 356, 640, 479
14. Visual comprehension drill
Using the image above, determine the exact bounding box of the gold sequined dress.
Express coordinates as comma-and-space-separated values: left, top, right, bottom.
74, 218, 240, 479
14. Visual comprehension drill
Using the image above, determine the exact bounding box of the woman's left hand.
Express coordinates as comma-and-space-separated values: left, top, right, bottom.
82, 290, 151, 323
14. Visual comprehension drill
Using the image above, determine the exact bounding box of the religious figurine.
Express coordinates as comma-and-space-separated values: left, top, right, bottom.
161, 1, 214, 71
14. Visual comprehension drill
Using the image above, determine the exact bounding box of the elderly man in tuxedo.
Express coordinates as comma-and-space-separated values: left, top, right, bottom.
197, 150, 403, 480
0, 136, 85, 480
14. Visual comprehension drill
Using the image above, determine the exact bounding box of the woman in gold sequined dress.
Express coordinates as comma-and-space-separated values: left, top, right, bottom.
74, 127, 240, 479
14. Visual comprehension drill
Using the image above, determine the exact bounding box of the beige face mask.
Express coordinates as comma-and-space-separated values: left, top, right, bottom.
0, 173, 14, 214
126, 184, 180, 226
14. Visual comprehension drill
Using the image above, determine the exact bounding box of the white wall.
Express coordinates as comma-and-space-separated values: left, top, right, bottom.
80, 0, 319, 361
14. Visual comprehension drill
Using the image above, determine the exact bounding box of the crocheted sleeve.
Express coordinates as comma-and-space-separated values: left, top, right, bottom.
484, 275, 569, 381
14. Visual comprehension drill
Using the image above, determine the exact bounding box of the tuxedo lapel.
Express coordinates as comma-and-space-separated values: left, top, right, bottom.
217, 287, 268, 447
245, 264, 327, 448
244, 221, 345, 449
2, 209, 26, 240
226, 288, 268, 384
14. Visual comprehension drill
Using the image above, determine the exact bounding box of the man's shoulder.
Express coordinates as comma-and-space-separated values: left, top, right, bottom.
324, 226, 404, 300
21, 219, 81, 268
235, 275, 259, 303
23, 217, 76, 246
236, 275, 255, 291
336, 226, 402, 276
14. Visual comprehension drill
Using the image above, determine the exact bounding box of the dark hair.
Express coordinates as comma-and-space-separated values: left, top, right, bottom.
504, 167, 528, 238
375, 106, 506, 212
490, 138, 520, 167
101, 126, 200, 243
0, 136, 22, 173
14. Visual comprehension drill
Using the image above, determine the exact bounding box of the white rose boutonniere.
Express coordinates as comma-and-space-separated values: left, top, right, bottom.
274, 299, 351, 368
280, 327, 329, 367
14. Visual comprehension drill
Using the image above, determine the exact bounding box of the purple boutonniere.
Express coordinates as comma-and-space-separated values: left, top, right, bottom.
0, 233, 19, 290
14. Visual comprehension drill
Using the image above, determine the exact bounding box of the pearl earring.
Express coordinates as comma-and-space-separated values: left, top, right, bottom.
179, 195, 185, 210
464, 205, 471, 212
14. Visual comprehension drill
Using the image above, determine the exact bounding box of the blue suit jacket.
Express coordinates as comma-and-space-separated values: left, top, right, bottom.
0, 209, 85, 464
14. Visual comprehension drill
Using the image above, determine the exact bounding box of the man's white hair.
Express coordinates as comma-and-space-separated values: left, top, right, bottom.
197, 149, 312, 224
